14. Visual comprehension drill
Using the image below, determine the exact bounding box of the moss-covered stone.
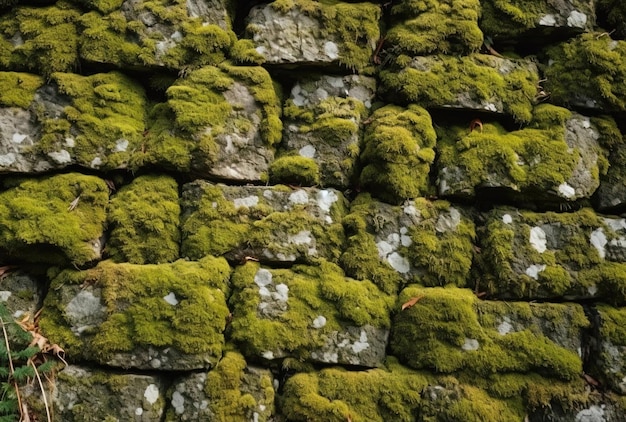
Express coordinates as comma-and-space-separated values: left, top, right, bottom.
0, 2, 80, 76
596, 118, 626, 210
544, 33, 626, 112
107, 175, 180, 264
360, 104, 436, 203
133, 64, 281, 181
0, 173, 108, 266
386, 0, 482, 56
594, 305, 626, 394
436, 105, 610, 202
245, 0, 380, 73
229, 261, 394, 367
390, 286, 588, 381
478, 207, 626, 303
40, 257, 231, 370
180, 181, 347, 264
0, 72, 43, 109
340, 194, 476, 295
78, 0, 235, 70
379, 54, 539, 123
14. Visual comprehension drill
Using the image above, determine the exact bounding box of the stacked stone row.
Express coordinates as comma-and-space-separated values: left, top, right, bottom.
2, 0, 626, 420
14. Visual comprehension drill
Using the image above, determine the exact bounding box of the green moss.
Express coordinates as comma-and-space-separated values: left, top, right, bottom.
390, 286, 585, 380
380, 54, 538, 123
230, 39, 266, 65
40, 257, 231, 364
0, 173, 108, 266
265, 0, 380, 72
107, 175, 180, 264
597, 0, 626, 39
359, 104, 436, 203
387, 0, 482, 55
229, 261, 394, 361
0, 72, 43, 108
545, 33, 626, 112
0, 2, 80, 76
201, 350, 274, 421
269, 156, 320, 186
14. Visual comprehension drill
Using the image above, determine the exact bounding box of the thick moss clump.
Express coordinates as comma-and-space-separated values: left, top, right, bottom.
379, 54, 538, 123
0, 71, 43, 108
38, 71, 147, 170
269, 156, 320, 186
107, 175, 180, 264
78, 0, 236, 70
359, 104, 436, 203
436, 104, 609, 201
0, 173, 108, 266
387, 0, 482, 55
133, 64, 281, 178
180, 182, 346, 264
340, 194, 475, 295
390, 286, 587, 381
0, 2, 80, 76
40, 257, 231, 368
545, 33, 626, 111
229, 261, 394, 363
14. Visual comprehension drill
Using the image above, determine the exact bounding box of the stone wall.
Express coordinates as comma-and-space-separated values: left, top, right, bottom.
1, 0, 626, 420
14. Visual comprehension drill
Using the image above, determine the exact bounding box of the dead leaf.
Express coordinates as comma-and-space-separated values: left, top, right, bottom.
583, 373, 600, 387
402, 295, 424, 311
0, 265, 17, 279
68, 195, 81, 211
469, 119, 483, 133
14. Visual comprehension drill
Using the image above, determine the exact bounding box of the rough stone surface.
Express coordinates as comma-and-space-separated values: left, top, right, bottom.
0, 270, 42, 322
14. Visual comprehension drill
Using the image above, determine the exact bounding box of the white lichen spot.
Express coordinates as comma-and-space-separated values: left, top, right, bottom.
135, 408, 143, 416
254, 269, 273, 287
567, 10, 587, 29
163, 292, 178, 306
114, 139, 129, 152
403, 202, 418, 216
574, 405, 605, 422
376, 240, 394, 258
253, 412, 259, 422
387, 252, 410, 274
604, 217, 626, 232
90, 156, 102, 168
0, 153, 16, 166
400, 231, 412, 247
65, 137, 75, 147
525, 264, 547, 280
590, 228, 607, 260
233, 195, 259, 208
299, 144, 316, 158
588, 284, 598, 296
462, 338, 479, 351
539, 14, 556, 26
351, 330, 369, 353
558, 182, 576, 198
529, 227, 547, 253
263, 190, 273, 199
289, 230, 312, 245
312, 315, 327, 329
273, 379, 279, 390
259, 404, 266, 412
323, 41, 339, 59
497, 318, 513, 335
144, 384, 159, 405
435, 208, 461, 233
48, 150, 72, 164
258, 286, 271, 298
273, 283, 289, 302
484, 103, 497, 112
0, 291, 11, 302
502, 214, 513, 224
262, 351, 274, 360
12, 133, 27, 143
316, 190, 338, 212
288, 189, 309, 205
255, 45, 267, 55
171, 391, 185, 414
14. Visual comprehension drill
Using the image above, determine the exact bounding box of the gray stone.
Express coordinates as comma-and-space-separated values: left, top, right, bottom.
0, 271, 42, 323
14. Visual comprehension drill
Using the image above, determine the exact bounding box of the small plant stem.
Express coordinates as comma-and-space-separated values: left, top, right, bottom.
0, 317, 24, 421
29, 360, 51, 422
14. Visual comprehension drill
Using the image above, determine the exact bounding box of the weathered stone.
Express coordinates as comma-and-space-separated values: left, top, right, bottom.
436, 105, 609, 203
529, 392, 626, 422
340, 195, 475, 295
244, 0, 380, 72
79, 0, 234, 69
53, 365, 166, 421
180, 181, 347, 264
40, 258, 231, 370
379, 54, 539, 123
165, 351, 275, 421
594, 305, 626, 395
595, 119, 626, 211
391, 286, 588, 380
107, 175, 180, 264
481, 0, 594, 43
229, 262, 393, 367
135, 65, 281, 182
0, 173, 108, 266
0, 270, 42, 323
479, 208, 626, 302
273, 74, 376, 188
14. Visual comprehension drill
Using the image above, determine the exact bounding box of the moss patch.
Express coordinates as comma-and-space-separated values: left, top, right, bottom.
40, 257, 231, 367
359, 104, 436, 203
390, 286, 587, 381
0, 71, 43, 108
544, 33, 626, 112
379, 54, 538, 123
0, 173, 108, 266
269, 156, 320, 186
387, 0, 482, 55
107, 175, 180, 264
0, 2, 80, 76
